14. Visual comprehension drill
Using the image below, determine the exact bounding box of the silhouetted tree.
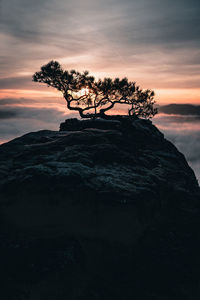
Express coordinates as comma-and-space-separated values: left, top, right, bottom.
33, 60, 157, 119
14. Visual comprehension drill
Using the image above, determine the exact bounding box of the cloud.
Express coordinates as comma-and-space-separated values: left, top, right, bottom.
1, 0, 199, 47
153, 113, 200, 183
0, 102, 77, 142
0, 104, 71, 121
0, 110, 17, 119
0, 97, 62, 106
0, 0, 200, 93
0, 76, 33, 89
0, 98, 37, 105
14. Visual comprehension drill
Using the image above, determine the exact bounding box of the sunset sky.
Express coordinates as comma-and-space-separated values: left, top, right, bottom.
0, 0, 200, 104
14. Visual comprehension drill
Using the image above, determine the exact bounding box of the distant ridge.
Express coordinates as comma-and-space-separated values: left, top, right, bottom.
159, 104, 200, 116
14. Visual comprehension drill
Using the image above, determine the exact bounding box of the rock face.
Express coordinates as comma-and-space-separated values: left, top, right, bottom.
0, 117, 199, 300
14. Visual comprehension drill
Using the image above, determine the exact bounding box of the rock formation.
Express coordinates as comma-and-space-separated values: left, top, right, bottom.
0, 117, 199, 299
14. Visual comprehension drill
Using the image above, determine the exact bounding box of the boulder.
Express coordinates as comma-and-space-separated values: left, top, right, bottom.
0, 117, 199, 299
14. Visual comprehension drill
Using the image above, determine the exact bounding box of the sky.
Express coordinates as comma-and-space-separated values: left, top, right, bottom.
0, 0, 200, 103
0, 0, 200, 181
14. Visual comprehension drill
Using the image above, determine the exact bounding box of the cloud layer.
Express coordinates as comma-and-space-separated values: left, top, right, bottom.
153, 113, 200, 183
0, 98, 199, 183
0, 97, 75, 142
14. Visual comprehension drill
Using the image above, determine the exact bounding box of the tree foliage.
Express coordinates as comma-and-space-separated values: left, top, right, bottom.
33, 60, 157, 119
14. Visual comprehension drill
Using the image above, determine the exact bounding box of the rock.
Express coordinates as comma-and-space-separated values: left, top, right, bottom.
59, 117, 121, 131
0, 117, 199, 299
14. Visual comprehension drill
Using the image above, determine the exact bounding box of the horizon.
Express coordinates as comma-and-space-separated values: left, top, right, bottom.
0, 102, 199, 183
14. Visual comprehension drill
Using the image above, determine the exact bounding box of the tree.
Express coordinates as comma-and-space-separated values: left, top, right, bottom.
33, 60, 157, 119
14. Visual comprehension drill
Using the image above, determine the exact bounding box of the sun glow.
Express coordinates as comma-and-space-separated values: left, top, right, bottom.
79, 87, 90, 96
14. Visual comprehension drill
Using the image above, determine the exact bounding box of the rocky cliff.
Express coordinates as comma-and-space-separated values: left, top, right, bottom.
0, 117, 199, 300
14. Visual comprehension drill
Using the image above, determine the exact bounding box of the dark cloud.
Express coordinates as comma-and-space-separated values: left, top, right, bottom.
0, 0, 54, 41
156, 114, 200, 124
0, 105, 70, 121
0, 97, 63, 106
104, 0, 200, 46
0, 76, 33, 89
2, 0, 199, 45
0, 103, 76, 142
0, 110, 17, 119
0, 98, 36, 105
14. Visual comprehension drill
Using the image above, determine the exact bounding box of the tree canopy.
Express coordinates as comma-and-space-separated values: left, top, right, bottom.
33, 60, 157, 119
